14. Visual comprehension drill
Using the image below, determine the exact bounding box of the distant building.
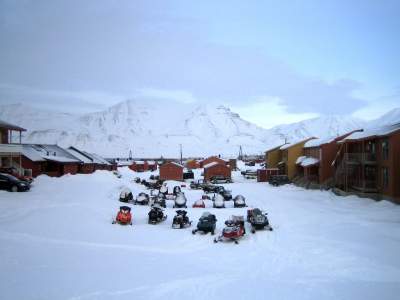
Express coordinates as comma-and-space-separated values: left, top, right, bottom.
159, 162, 184, 181
203, 162, 231, 181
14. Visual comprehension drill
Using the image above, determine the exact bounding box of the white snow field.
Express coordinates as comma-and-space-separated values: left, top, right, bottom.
1, 168, 400, 300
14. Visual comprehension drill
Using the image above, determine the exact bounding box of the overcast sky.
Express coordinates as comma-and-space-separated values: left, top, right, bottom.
0, 0, 399, 128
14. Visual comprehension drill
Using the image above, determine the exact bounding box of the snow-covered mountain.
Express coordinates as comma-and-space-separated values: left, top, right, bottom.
1, 100, 392, 158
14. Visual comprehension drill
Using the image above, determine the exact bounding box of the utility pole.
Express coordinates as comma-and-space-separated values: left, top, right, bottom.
129, 149, 132, 160
239, 145, 243, 160
179, 144, 183, 165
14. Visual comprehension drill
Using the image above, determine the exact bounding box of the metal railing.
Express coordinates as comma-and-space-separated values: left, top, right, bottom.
344, 153, 376, 163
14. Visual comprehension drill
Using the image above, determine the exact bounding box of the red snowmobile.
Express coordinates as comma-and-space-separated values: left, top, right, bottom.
192, 199, 206, 208
214, 216, 246, 244
112, 206, 132, 225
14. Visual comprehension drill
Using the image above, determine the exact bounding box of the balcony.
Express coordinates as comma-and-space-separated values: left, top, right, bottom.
343, 153, 376, 164
351, 180, 378, 193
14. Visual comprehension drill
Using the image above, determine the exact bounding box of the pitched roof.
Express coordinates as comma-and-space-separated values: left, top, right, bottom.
65, 147, 94, 164
21, 144, 80, 163
265, 143, 287, 153
162, 161, 183, 168
280, 138, 317, 150
203, 161, 220, 169
342, 123, 400, 141
0, 119, 26, 131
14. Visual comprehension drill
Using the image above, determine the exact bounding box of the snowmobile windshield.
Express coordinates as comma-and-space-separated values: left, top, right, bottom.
176, 194, 186, 204
120, 206, 131, 211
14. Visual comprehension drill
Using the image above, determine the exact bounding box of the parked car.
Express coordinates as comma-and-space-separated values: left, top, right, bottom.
190, 179, 206, 190
269, 175, 290, 186
183, 170, 194, 180
0, 167, 33, 183
210, 175, 232, 184
0, 173, 30, 192
241, 170, 257, 178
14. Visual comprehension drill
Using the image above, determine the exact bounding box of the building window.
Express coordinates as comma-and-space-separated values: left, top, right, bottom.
382, 139, 389, 160
382, 167, 389, 189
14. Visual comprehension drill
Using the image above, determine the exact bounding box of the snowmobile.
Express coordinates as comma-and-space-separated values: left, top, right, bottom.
247, 208, 273, 233
173, 192, 187, 208
148, 205, 167, 224
135, 192, 150, 205
172, 210, 192, 229
192, 199, 206, 208
212, 193, 225, 208
173, 185, 182, 195
153, 193, 166, 208
112, 206, 132, 225
192, 212, 217, 235
216, 186, 232, 201
214, 216, 246, 244
233, 195, 247, 208
113, 171, 122, 178
119, 188, 133, 203
159, 183, 168, 196
134, 177, 141, 184
201, 194, 210, 200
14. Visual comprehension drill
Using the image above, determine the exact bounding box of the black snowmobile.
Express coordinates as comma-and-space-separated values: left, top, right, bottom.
153, 193, 166, 208
148, 205, 167, 224
172, 210, 192, 229
173, 192, 187, 208
135, 192, 150, 205
247, 208, 273, 233
173, 185, 182, 196
119, 188, 133, 203
233, 195, 247, 208
192, 212, 217, 235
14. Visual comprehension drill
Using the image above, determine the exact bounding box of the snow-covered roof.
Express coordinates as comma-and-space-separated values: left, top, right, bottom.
147, 160, 156, 164
134, 160, 145, 164
0, 144, 20, 153
280, 138, 314, 150
296, 156, 319, 167
203, 161, 221, 169
265, 144, 287, 153
296, 156, 306, 164
342, 123, 400, 141
65, 147, 93, 164
304, 137, 336, 148
163, 161, 183, 168
21, 144, 80, 163
0, 119, 26, 131
86, 152, 111, 165
41, 155, 80, 163
21, 145, 46, 162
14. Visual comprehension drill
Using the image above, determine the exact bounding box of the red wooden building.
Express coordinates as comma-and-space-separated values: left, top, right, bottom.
297, 130, 362, 184
334, 123, 400, 203
186, 159, 201, 169
159, 162, 184, 181
21, 144, 81, 177
66, 147, 96, 174
199, 156, 228, 168
257, 168, 279, 182
203, 162, 231, 181
129, 161, 148, 172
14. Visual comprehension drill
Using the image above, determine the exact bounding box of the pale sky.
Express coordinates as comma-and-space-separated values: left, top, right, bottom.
0, 0, 399, 128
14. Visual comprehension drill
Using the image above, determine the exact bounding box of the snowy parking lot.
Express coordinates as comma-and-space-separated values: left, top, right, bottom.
1, 168, 400, 300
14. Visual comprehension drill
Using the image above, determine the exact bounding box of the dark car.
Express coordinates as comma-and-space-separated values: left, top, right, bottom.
190, 179, 206, 190
183, 170, 194, 180
0, 173, 30, 192
0, 167, 33, 183
269, 175, 290, 186
210, 175, 232, 184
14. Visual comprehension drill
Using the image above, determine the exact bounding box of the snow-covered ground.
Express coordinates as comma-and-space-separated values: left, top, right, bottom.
1, 168, 400, 300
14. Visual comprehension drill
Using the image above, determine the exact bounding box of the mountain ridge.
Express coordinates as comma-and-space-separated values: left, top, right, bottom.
0, 100, 396, 157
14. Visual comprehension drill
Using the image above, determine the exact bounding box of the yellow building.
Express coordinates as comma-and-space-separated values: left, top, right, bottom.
265, 144, 285, 168
279, 138, 316, 179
